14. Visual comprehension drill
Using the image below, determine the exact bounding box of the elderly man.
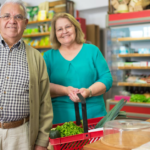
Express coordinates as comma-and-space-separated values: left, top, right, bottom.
0, 0, 53, 150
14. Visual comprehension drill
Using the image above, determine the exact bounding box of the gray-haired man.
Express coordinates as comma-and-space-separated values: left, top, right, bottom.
0, 0, 53, 150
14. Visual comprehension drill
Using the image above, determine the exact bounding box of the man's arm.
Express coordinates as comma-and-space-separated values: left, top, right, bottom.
35, 58, 53, 148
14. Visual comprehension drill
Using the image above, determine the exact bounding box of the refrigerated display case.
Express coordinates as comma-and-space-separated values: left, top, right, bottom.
103, 11, 150, 119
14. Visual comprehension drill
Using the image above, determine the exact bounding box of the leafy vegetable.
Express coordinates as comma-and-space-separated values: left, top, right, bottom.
56, 121, 84, 137
95, 99, 127, 128
130, 94, 149, 103
49, 129, 61, 139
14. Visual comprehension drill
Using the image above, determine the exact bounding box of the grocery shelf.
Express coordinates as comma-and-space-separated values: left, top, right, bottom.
118, 54, 150, 57
28, 19, 52, 24
106, 99, 150, 120
23, 32, 50, 38
118, 66, 150, 70
32, 45, 51, 49
118, 82, 150, 87
118, 37, 150, 41
107, 10, 150, 27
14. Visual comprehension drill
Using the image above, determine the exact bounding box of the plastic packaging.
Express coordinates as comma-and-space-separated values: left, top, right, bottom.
101, 120, 150, 149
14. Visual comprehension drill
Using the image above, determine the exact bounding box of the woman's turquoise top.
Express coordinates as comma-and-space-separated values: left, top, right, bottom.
43, 43, 113, 124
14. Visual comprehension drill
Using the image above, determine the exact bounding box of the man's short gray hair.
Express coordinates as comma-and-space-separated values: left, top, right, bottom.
0, 0, 27, 18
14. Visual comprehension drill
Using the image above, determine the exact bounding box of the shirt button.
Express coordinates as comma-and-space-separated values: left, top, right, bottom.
7, 77, 9, 79
4, 91, 6, 94
8, 63, 11, 65
0, 107, 3, 110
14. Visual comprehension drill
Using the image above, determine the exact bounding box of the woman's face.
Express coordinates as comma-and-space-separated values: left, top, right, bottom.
55, 18, 76, 46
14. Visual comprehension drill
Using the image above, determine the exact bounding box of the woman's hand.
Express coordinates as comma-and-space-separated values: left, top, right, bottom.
79, 88, 90, 99
67, 86, 81, 102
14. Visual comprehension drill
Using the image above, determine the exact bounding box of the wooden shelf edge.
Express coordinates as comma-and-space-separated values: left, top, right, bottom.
110, 100, 150, 105
118, 66, 150, 70
28, 19, 52, 24
33, 46, 51, 49
118, 82, 150, 87
23, 32, 50, 37
118, 54, 150, 57
118, 37, 150, 41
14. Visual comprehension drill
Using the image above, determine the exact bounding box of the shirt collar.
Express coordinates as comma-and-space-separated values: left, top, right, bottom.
0, 34, 23, 49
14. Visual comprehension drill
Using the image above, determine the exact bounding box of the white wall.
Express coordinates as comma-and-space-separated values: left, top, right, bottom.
0, 0, 108, 28
17, 0, 108, 10
72, 0, 108, 11
79, 6, 108, 28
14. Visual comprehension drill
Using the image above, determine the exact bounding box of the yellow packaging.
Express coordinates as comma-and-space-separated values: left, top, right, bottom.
38, 10, 47, 21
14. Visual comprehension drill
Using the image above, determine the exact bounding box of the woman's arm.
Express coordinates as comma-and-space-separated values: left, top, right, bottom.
50, 83, 79, 98
76, 46, 113, 100
89, 82, 106, 96
78, 82, 106, 99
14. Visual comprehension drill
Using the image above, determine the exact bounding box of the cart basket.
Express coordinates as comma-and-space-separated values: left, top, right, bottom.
49, 93, 104, 150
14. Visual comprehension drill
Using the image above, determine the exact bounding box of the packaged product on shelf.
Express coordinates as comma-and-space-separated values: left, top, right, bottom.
26, 6, 39, 21
49, 26, 51, 32
33, 40, 40, 47
138, 48, 149, 54
23, 28, 32, 35
26, 7, 33, 21
23, 38, 32, 44
124, 62, 133, 66
38, 10, 47, 21
48, 10, 55, 19
38, 24, 45, 33
31, 6, 39, 21
140, 61, 148, 66
132, 62, 140, 67
31, 28, 39, 34
43, 23, 49, 32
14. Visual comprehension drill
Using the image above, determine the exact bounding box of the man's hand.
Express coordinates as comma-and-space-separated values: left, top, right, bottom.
34, 145, 47, 150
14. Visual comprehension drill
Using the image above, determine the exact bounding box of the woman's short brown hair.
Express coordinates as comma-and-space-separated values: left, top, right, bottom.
50, 13, 85, 49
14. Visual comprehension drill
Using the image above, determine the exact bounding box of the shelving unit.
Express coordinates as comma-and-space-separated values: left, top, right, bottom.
105, 10, 150, 118
118, 82, 150, 87
24, 0, 75, 50
24, 18, 51, 50
23, 32, 50, 38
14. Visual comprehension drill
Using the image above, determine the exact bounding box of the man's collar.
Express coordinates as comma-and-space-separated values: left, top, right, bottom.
0, 34, 23, 49
0, 35, 6, 47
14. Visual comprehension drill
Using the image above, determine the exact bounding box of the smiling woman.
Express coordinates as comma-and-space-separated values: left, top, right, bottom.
43, 13, 113, 124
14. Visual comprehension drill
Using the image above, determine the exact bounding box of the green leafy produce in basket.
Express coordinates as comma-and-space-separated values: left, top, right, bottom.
56, 121, 84, 137
49, 128, 61, 139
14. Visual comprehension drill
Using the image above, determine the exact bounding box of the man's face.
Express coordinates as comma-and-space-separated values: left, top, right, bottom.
0, 3, 28, 42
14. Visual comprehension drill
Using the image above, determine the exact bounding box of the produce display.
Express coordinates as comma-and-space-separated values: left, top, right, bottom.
130, 94, 150, 103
